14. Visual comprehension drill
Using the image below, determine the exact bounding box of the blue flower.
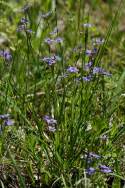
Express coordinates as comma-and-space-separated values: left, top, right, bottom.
43, 115, 57, 132
0, 114, 14, 128
86, 167, 96, 175
44, 38, 54, 45
48, 126, 56, 132
17, 18, 34, 34
67, 66, 79, 73
93, 67, 103, 74
17, 25, 26, 32
99, 165, 112, 173
93, 67, 112, 76
0, 50, 12, 61
43, 115, 57, 125
86, 48, 97, 56
84, 62, 93, 71
20, 18, 28, 24
86, 50, 92, 56
89, 152, 101, 159
44, 37, 63, 45
4, 119, 14, 126
55, 37, 63, 43
82, 75, 92, 82
42, 55, 61, 66
4, 51, 12, 61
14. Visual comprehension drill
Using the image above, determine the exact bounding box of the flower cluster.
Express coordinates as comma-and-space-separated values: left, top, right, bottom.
85, 151, 112, 175
86, 165, 112, 175
17, 17, 33, 34
83, 62, 112, 79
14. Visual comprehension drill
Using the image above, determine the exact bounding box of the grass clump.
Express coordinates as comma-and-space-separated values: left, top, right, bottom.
0, 0, 125, 187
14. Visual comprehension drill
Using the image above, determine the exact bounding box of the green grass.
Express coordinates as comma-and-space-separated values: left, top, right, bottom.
0, 0, 125, 187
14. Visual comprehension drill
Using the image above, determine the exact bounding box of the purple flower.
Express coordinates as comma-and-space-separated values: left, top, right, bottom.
89, 152, 101, 159
3, 51, 12, 61
42, 55, 60, 66
0, 50, 12, 61
86, 50, 92, 56
84, 62, 93, 71
93, 67, 111, 76
48, 125, 56, 132
17, 24, 25, 32
86, 167, 95, 175
4, 119, 14, 126
44, 37, 63, 45
0, 114, 14, 127
17, 18, 28, 32
44, 38, 54, 45
82, 75, 92, 82
43, 115, 57, 125
99, 165, 112, 173
67, 66, 79, 73
42, 57, 56, 65
55, 37, 63, 43
93, 67, 103, 74
20, 18, 28, 24
43, 115, 57, 132
86, 48, 97, 56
